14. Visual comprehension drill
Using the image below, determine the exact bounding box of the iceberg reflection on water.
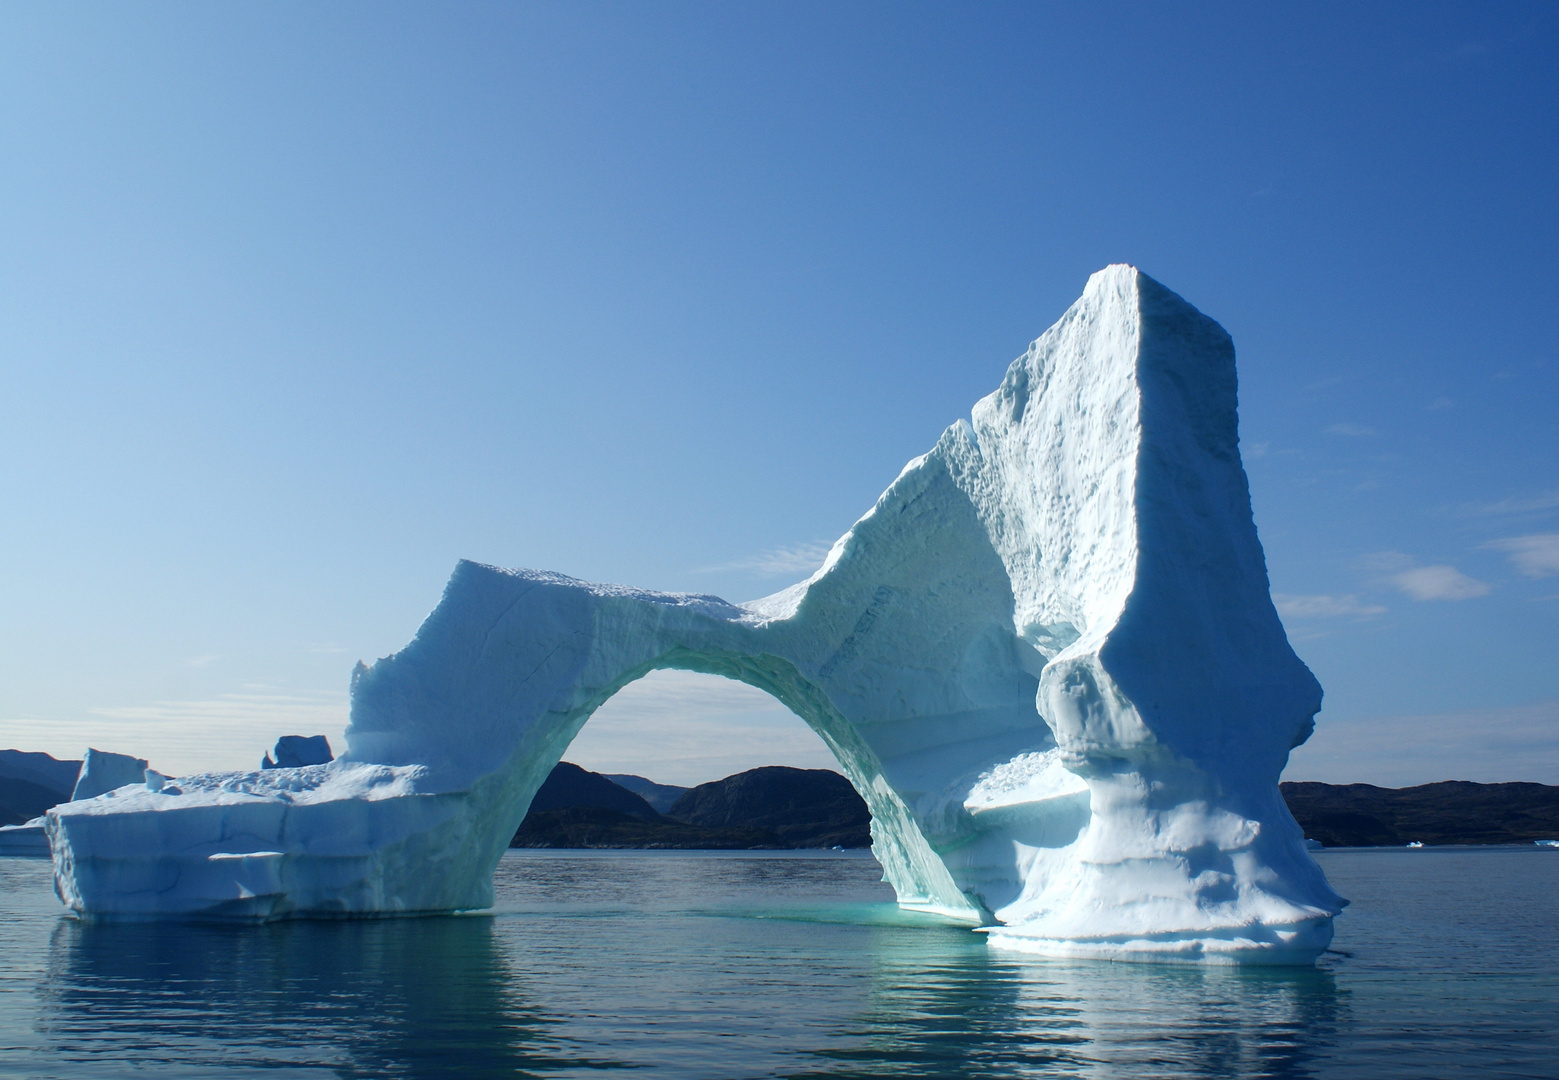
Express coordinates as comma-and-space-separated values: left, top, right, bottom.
25, 852, 1345, 1080
10, 848, 1554, 1079
41, 915, 563, 1079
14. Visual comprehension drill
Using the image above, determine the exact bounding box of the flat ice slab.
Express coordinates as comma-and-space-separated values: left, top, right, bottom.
0, 821, 49, 857
47, 763, 476, 919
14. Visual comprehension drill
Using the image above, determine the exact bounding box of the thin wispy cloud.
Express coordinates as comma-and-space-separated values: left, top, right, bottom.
1458, 489, 1559, 517
1390, 565, 1490, 601
1325, 422, 1379, 437
1273, 594, 1387, 619
1425, 396, 1455, 412
184, 654, 222, 667
698, 541, 832, 578
1484, 534, 1559, 578
82, 691, 349, 775
1362, 552, 1490, 601
91, 692, 345, 727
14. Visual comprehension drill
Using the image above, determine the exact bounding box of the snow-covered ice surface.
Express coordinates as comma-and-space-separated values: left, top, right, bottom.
49, 266, 1345, 961
46, 764, 477, 919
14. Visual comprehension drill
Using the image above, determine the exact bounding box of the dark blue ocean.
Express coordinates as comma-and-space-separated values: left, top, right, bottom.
2, 846, 1555, 1079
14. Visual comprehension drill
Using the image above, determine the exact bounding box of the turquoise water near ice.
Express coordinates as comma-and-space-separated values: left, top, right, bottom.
2, 846, 1556, 1078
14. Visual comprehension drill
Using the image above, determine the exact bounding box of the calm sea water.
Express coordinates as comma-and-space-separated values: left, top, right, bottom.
2, 846, 1556, 1079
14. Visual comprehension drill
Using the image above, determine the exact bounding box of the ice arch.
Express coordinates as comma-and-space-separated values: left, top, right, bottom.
346, 482, 1043, 924
48, 266, 1345, 962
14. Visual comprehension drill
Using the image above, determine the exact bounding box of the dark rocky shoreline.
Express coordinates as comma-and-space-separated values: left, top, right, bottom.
1280, 780, 1559, 848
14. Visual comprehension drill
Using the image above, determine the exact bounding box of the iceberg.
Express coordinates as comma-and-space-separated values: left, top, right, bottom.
71, 749, 150, 802
261, 735, 334, 770
47, 266, 1344, 961
0, 821, 51, 856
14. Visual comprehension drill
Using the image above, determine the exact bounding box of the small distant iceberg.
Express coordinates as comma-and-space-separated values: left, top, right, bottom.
0, 820, 49, 856
1406, 841, 1424, 849
71, 749, 150, 802
261, 735, 333, 771
1535, 840, 1559, 848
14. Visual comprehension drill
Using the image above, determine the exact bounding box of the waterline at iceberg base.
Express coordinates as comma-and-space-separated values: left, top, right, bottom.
47, 265, 1346, 963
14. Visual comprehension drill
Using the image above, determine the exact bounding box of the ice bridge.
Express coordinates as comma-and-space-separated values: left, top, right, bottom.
48, 266, 1345, 963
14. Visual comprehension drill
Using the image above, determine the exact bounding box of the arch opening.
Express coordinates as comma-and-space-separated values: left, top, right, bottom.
512, 649, 994, 925
564, 668, 846, 788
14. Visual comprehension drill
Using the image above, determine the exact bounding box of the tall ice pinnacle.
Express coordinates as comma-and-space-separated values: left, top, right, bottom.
48, 265, 1346, 963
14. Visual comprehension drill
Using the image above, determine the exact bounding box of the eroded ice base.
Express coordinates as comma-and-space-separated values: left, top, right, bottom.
985, 919, 1336, 965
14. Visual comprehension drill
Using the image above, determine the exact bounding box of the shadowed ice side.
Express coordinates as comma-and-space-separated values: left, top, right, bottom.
46, 266, 1346, 962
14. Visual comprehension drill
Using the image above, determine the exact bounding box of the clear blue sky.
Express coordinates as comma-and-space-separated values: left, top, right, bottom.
2, 3, 1555, 784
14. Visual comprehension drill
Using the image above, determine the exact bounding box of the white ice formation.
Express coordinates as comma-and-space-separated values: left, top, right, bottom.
48, 266, 1344, 962
71, 749, 150, 802
0, 822, 50, 856
1, 749, 154, 858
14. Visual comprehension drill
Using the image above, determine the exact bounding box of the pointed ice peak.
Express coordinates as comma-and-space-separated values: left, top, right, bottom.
1034, 264, 1211, 355
1082, 260, 1143, 291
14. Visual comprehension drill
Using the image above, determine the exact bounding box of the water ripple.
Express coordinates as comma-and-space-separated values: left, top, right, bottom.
1, 848, 1555, 1078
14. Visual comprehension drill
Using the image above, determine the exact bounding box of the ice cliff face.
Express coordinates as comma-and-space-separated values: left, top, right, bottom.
48, 266, 1345, 961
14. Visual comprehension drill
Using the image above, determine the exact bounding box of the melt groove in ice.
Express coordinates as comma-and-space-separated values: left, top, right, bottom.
48, 265, 1345, 962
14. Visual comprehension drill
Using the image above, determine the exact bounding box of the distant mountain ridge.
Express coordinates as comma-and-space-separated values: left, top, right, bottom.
602, 774, 689, 815
510, 763, 871, 850
0, 776, 67, 828
1281, 781, 1559, 847
668, 767, 871, 849
512, 767, 1559, 851
527, 762, 660, 820
0, 750, 80, 798
0, 751, 81, 827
